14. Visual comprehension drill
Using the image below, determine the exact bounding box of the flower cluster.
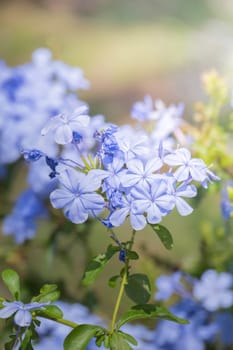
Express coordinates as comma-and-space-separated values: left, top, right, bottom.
153, 269, 233, 349
34, 100, 219, 232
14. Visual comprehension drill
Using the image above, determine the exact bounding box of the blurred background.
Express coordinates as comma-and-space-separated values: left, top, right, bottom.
2, 0, 233, 117
0, 0, 232, 321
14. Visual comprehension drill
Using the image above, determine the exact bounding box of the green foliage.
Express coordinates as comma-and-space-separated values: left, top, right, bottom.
64, 324, 105, 350
1, 269, 20, 300
150, 224, 174, 249
125, 273, 151, 304
82, 245, 119, 287
32, 284, 60, 303
117, 304, 189, 328
36, 305, 63, 319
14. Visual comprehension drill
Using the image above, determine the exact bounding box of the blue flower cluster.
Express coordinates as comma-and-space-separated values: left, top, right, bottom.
24, 99, 219, 233
153, 269, 233, 349
0, 49, 89, 242
1, 51, 220, 243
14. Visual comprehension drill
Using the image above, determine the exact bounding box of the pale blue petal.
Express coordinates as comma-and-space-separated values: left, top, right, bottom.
54, 124, 73, 144
14, 309, 32, 327
130, 213, 147, 230
59, 169, 85, 193
0, 302, 22, 318
110, 207, 129, 227
50, 189, 74, 209
81, 193, 105, 211
175, 197, 193, 216
64, 199, 88, 224
174, 166, 189, 182
147, 204, 162, 224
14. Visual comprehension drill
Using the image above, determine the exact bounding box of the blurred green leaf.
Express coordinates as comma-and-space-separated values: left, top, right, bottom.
109, 331, 133, 350
108, 275, 120, 288
82, 245, 119, 287
125, 273, 151, 304
150, 224, 174, 249
64, 324, 105, 350
117, 304, 189, 328
2, 269, 20, 300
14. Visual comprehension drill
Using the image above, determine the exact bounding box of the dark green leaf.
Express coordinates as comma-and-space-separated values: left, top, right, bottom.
126, 251, 139, 260
109, 331, 133, 350
2, 269, 20, 300
117, 304, 189, 328
125, 274, 151, 304
82, 245, 119, 287
64, 324, 105, 350
150, 224, 173, 249
108, 275, 120, 288
37, 305, 63, 319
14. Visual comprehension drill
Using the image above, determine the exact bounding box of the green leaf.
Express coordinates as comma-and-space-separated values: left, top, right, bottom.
109, 331, 133, 350
32, 284, 60, 302
82, 245, 119, 287
37, 305, 63, 319
117, 304, 189, 328
125, 273, 151, 304
64, 324, 105, 350
108, 275, 120, 288
117, 331, 138, 346
19, 329, 33, 350
2, 269, 20, 300
126, 251, 139, 260
150, 224, 173, 249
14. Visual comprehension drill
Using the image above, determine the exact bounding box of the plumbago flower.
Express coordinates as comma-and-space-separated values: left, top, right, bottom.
20, 99, 219, 232
0, 301, 50, 327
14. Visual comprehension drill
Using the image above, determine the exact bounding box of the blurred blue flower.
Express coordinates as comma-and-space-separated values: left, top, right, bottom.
41, 105, 90, 145
193, 269, 233, 311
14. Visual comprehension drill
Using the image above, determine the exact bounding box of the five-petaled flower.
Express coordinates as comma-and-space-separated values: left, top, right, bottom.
50, 168, 105, 224
0, 301, 49, 327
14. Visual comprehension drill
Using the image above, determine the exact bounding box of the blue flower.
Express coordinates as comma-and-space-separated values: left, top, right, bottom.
131, 179, 175, 224
121, 157, 162, 189
221, 182, 233, 220
164, 148, 209, 183
50, 168, 105, 224
0, 301, 49, 327
41, 105, 90, 145
193, 269, 233, 311
131, 95, 155, 121
155, 272, 185, 301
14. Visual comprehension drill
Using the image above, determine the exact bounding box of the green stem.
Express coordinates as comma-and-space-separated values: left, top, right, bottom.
36, 314, 78, 329
110, 229, 136, 333
110, 267, 127, 333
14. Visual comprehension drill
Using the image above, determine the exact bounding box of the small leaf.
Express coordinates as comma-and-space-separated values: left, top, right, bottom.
37, 305, 63, 319
110, 331, 133, 350
82, 245, 119, 287
125, 274, 151, 304
64, 324, 105, 350
108, 275, 120, 288
150, 224, 173, 249
117, 331, 138, 346
32, 284, 60, 302
2, 269, 20, 300
126, 251, 139, 260
117, 304, 189, 328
